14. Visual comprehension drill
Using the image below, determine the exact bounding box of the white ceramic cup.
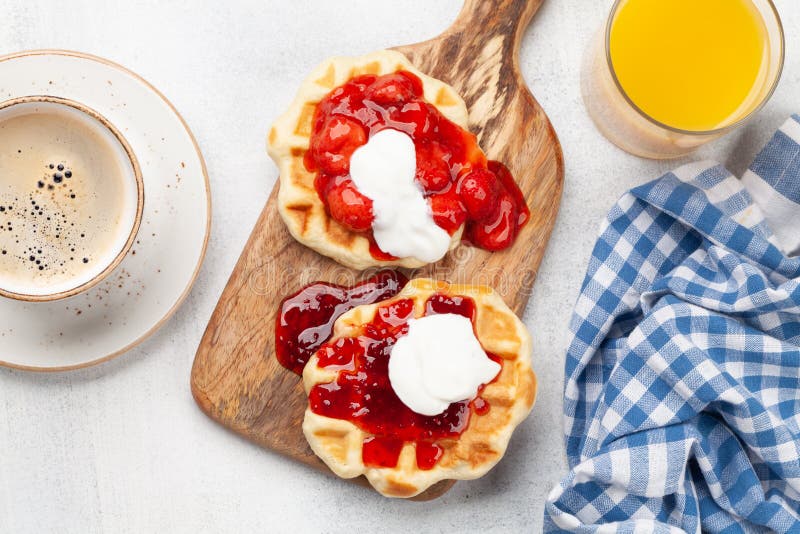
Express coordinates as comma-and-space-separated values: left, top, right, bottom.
0, 95, 144, 302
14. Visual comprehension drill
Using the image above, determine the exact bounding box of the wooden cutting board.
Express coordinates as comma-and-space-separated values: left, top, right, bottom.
191, 0, 563, 500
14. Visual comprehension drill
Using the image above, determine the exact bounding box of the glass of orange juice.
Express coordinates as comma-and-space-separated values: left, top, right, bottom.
582, 0, 784, 159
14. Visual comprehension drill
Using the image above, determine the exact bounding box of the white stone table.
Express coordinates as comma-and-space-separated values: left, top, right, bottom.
1, 0, 797, 531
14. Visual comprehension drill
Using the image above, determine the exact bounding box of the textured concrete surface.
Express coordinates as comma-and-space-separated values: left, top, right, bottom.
0, 1, 797, 532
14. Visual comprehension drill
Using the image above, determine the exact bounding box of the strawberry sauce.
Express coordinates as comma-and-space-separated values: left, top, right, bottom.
307, 292, 502, 470
304, 70, 530, 257
275, 270, 408, 375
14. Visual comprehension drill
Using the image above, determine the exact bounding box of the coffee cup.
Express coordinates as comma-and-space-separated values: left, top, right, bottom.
0, 95, 143, 302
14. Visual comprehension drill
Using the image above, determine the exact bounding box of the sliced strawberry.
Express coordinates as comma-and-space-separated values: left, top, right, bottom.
351, 74, 378, 91
314, 79, 365, 130
436, 117, 486, 170
488, 160, 529, 225
387, 102, 435, 138
465, 192, 516, 250
415, 142, 452, 193
313, 172, 335, 200
325, 176, 374, 232
396, 71, 424, 97
365, 73, 417, 105
428, 192, 466, 234
322, 76, 374, 108
457, 168, 500, 219
312, 116, 367, 175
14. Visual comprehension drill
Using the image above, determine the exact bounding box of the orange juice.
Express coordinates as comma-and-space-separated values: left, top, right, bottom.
609, 0, 769, 132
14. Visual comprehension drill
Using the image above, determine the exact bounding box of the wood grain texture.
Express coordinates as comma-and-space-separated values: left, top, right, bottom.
191, 0, 563, 501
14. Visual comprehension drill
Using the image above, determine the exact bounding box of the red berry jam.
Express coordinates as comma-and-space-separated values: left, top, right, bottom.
275, 270, 409, 374
304, 70, 530, 257
307, 292, 502, 470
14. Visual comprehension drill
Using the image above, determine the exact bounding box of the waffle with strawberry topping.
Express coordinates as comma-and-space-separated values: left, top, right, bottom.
268, 50, 530, 270
301, 278, 536, 498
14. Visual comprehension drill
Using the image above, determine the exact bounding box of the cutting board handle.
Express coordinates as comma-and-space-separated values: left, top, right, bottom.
445, 0, 545, 59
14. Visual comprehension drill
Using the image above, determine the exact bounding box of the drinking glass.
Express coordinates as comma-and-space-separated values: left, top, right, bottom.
582, 0, 784, 159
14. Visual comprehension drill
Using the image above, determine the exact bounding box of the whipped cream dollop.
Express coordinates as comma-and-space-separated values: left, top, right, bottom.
349, 129, 452, 263
388, 313, 501, 416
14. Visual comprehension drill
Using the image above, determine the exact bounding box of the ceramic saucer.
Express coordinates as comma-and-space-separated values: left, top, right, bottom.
0, 50, 211, 371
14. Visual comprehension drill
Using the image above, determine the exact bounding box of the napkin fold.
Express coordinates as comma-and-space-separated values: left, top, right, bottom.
545, 116, 800, 533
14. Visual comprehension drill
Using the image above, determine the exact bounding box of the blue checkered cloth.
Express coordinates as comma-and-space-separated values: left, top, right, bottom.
544, 116, 800, 533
